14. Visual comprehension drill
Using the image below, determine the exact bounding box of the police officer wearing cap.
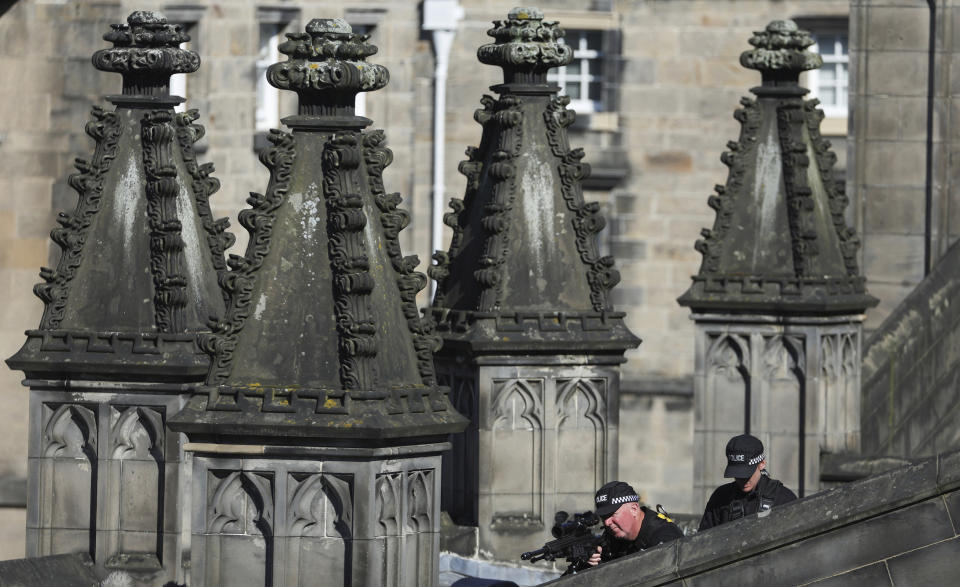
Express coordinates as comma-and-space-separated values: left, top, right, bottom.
586, 481, 683, 566
698, 434, 798, 531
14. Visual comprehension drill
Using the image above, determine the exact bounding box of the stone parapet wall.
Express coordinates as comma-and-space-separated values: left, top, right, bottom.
862, 237, 960, 459
548, 447, 960, 585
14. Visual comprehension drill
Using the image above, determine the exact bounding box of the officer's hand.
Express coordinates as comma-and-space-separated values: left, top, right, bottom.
587, 545, 602, 566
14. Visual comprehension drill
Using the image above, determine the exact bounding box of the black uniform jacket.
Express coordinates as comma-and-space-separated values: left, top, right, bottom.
604, 507, 684, 561
698, 475, 797, 531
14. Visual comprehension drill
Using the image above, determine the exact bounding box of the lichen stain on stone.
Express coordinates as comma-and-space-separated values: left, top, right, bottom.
291, 186, 321, 250
752, 126, 781, 272
323, 397, 339, 409
862, 309, 920, 379
176, 179, 206, 306
334, 418, 361, 428
115, 151, 142, 270
521, 160, 555, 278
253, 292, 268, 320
927, 283, 952, 319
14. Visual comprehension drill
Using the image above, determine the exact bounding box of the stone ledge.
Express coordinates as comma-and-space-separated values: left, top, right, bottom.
0, 553, 98, 586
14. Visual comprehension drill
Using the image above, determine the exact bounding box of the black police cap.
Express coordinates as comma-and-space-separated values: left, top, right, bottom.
594, 481, 639, 518
724, 434, 765, 478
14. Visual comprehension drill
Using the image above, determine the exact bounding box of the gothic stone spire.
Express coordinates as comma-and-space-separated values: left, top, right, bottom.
169, 19, 466, 441
429, 7, 638, 353
7, 11, 232, 381
678, 20, 878, 314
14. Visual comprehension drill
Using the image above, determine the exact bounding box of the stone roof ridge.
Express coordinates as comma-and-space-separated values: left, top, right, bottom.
169, 19, 467, 442
6, 11, 232, 382
428, 9, 638, 351
678, 19, 877, 315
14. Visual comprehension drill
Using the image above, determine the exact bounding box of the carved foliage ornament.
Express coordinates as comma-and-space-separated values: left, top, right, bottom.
323, 132, 378, 390
36, 108, 122, 329
267, 18, 388, 95
93, 11, 199, 77
364, 131, 441, 386
429, 95, 498, 305
202, 130, 297, 384
695, 97, 762, 275
174, 109, 236, 304
804, 101, 861, 276
478, 7, 573, 72
545, 96, 619, 311
459, 95, 524, 312
777, 100, 818, 277
142, 110, 189, 332
682, 19, 874, 310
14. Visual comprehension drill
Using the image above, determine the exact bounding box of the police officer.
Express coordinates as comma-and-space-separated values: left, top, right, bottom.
587, 481, 683, 566
698, 434, 797, 531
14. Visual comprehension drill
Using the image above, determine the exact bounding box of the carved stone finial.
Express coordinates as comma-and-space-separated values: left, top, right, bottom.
267, 18, 389, 116
8, 12, 231, 381
740, 20, 822, 83
477, 6, 573, 84
678, 20, 876, 315
92, 11, 200, 96
430, 8, 638, 353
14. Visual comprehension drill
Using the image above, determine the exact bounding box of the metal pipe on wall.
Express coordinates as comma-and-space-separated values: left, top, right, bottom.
423, 0, 464, 299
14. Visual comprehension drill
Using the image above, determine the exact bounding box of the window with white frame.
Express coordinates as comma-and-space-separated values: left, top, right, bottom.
256, 21, 285, 132
547, 29, 605, 113
166, 6, 206, 113
808, 31, 849, 119
255, 8, 298, 133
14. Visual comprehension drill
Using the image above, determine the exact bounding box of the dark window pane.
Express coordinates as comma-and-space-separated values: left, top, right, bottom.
586, 30, 602, 51
565, 83, 581, 99
588, 81, 602, 101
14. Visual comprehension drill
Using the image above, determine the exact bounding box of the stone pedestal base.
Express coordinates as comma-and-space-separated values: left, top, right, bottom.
439, 357, 621, 561
24, 382, 189, 586
186, 442, 448, 587
692, 313, 864, 508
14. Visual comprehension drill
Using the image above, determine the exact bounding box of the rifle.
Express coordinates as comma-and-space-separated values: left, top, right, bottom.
520, 511, 610, 575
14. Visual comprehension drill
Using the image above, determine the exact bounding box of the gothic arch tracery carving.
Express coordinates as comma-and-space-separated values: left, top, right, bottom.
110, 406, 163, 460
492, 379, 543, 431
556, 378, 605, 430
42, 404, 97, 459
207, 471, 274, 536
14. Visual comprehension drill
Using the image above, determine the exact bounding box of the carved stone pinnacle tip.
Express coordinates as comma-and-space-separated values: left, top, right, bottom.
92, 10, 200, 94
478, 8, 572, 81
740, 18, 822, 77
508, 7, 544, 20
306, 18, 352, 35
267, 18, 388, 109
128, 11, 167, 26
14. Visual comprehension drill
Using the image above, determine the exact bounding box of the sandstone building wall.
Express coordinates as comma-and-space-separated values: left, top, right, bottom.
0, 0, 869, 561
